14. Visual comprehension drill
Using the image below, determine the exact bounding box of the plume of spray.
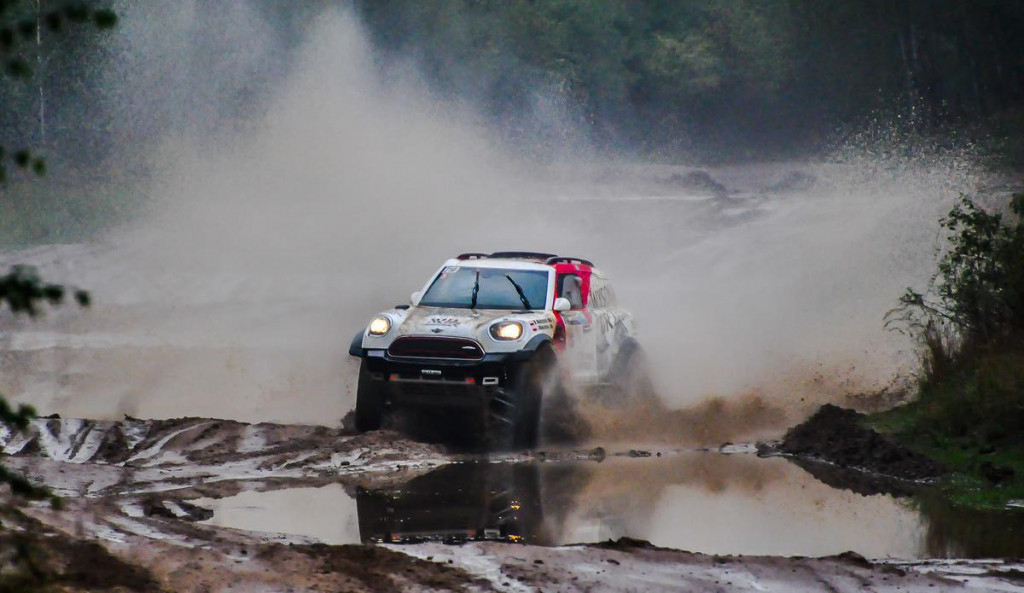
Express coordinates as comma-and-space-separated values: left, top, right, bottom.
1, 4, 995, 446
4, 6, 524, 423
89, 8, 534, 423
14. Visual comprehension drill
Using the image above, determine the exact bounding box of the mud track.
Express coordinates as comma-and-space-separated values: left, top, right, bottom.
1, 416, 448, 496
2, 416, 1023, 591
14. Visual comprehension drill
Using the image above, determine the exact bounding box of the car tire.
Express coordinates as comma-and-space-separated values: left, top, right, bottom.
355, 359, 386, 432
608, 341, 657, 405
488, 347, 552, 450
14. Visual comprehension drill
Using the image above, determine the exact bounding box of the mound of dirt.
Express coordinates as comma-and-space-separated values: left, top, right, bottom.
771, 404, 944, 481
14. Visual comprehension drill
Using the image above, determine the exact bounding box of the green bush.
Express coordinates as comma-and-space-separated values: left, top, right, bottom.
887, 192, 1024, 446
914, 347, 1024, 445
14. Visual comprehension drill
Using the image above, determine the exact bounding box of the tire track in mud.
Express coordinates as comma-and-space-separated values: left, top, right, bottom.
4, 418, 1023, 592
1, 416, 455, 564
1, 417, 450, 498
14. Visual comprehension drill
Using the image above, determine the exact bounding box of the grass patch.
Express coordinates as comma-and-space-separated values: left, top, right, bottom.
866, 401, 1024, 510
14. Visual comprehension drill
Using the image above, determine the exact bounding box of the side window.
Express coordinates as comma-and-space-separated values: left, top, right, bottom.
558, 273, 584, 310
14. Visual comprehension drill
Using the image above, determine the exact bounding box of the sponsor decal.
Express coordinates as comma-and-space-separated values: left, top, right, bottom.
527, 316, 552, 332
426, 317, 461, 327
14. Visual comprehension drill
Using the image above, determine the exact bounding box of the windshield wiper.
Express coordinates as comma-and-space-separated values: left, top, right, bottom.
470, 269, 480, 309
505, 275, 533, 310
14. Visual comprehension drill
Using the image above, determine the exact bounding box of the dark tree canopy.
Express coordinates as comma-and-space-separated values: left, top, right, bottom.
356, 0, 1024, 156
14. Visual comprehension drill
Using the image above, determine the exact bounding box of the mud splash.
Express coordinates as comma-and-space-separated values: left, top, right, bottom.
562, 392, 791, 447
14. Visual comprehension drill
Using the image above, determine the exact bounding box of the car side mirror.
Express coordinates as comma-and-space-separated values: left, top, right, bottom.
553, 297, 571, 312
410, 291, 422, 306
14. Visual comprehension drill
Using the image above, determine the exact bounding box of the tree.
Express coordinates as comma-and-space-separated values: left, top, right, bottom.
355, 1, 1024, 157
886, 193, 1024, 444
0, 1, 116, 180
1, 267, 88, 505
0, 0, 114, 504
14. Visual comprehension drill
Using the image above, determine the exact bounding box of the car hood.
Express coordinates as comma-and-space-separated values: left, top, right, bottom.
398, 307, 518, 339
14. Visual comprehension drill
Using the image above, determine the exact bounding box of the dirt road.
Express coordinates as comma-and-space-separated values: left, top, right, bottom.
2, 416, 1021, 592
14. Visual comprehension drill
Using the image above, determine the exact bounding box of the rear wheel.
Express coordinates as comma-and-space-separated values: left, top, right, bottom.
355, 359, 386, 432
606, 341, 657, 406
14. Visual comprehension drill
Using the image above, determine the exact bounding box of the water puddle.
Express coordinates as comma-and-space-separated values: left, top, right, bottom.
197, 484, 360, 544
196, 451, 1024, 558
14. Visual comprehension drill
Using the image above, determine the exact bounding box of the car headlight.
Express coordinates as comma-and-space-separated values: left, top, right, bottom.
368, 316, 391, 336
490, 321, 523, 341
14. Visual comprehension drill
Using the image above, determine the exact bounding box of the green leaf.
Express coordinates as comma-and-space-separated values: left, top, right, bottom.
6, 57, 31, 79
42, 284, 64, 303
45, 12, 62, 32
65, 5, 89, 24
0, 27, 14, 49
74, 290, 91, 307
93, 9, 117, 29
17, 19, 34, 40
1012, 193, 1024, 218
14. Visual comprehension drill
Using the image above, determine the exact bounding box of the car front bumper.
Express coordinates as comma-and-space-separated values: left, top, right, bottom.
360, 349, 515, 408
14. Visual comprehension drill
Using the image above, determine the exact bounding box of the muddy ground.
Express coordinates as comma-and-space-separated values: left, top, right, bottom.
754, 403, 953, 501
767, 404, 943, 481
2, 416, 1023, 592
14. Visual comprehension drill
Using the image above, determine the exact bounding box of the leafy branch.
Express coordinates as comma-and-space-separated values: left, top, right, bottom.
1, 265, 89, 505
886, 192, 1024, 371
0, 0, 116, 182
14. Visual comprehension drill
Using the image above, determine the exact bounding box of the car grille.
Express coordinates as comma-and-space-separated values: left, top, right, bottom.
387, 337, 484, 360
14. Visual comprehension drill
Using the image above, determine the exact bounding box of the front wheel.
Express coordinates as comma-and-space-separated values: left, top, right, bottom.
354, 359, 385, 432
487, 349, 553, 450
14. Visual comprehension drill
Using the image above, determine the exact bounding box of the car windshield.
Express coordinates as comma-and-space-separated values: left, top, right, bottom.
419, 266, 549, 310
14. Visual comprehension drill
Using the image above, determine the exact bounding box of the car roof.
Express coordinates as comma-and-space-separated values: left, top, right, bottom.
442, 258, 552, 272
454, 252, 594, 267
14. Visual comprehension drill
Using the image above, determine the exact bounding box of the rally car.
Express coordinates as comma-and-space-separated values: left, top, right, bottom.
348, 252, 643, 448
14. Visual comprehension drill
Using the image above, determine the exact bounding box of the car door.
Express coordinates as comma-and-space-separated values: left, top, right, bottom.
556, 269, 599, 383
587, 274, 617, 378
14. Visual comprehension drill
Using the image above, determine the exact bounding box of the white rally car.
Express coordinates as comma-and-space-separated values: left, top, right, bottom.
349, 252, 643, 448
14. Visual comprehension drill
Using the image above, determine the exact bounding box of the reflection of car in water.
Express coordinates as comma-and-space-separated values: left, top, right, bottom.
349, 252, 646, 448
356, 462, 551, 544
355, 457, 669, 547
